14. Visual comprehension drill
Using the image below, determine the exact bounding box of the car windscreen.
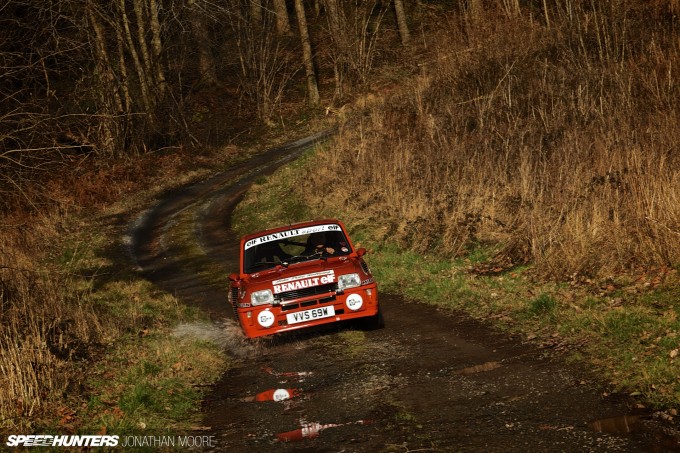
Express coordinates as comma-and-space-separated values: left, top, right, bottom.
243, 224, 351, 274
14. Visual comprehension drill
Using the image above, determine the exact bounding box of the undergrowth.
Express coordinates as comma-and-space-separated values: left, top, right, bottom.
0, 146, 242, 433
300, 5, 680, 281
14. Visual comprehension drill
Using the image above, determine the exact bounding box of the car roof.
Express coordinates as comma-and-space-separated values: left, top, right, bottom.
241, 219, 344, 243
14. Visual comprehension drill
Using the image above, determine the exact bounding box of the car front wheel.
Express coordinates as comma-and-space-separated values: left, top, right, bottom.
360, 306, 385, 331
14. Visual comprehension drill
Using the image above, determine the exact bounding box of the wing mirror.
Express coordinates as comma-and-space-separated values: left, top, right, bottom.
228, 273, 240, 282
356, 247, 367, 257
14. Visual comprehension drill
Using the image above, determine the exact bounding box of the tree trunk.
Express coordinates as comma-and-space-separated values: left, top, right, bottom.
294, 0, 320, 107
466, 0, 482, 22
86, 2, 120, 155
188, 0, 218, 85
393, 0, 410, 46
115, 25, 132, 114
324, 0, 341, 34
500, 0, 521, 17
272, 0, 291, 35
250, 0, 262, 24
87, 3, 123, 114
132, 0, 154, 84
323, 0, 345, 97
119, 0, 152, 112
148, 0, 167, 97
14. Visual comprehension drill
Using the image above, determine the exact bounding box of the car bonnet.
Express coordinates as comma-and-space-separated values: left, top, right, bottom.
242, 256, 361, 292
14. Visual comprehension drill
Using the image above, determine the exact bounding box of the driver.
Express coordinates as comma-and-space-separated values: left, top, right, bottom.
304, 232, 336, 256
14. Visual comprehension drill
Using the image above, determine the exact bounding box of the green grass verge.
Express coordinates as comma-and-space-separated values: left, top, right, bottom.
84, 326, 225, 434
230, 150, 315, 236
41, 203, 228, 438
231, 148, 680, 409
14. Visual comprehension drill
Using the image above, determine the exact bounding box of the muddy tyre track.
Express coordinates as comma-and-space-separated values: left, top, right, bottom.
129, 134, 678, 452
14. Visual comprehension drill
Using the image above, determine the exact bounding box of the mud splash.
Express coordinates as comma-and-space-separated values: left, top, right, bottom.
172, 319, 261, 359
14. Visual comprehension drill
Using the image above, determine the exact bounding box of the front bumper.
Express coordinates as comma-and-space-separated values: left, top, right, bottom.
237, 284, 379, 338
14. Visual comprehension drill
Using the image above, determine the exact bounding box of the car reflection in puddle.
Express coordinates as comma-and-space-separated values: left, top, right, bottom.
241, 388, 301, 402
276, 419, 372, 442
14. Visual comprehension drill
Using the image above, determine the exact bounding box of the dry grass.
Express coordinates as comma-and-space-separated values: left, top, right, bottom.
232, 131, 680, 407
0, 143, 245, 432
0, 214, 104, 430
299, 4, 680, 280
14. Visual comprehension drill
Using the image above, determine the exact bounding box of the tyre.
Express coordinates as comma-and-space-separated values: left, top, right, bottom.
360, 306, 385, 331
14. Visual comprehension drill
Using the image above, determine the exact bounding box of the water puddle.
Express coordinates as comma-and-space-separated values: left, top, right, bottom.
589, 415, 641, 434
589, 414, 680, 449
276, 419, 371, 442
455, 361, 501, 375
241, 388, 300, 402
261, 366, 313, 379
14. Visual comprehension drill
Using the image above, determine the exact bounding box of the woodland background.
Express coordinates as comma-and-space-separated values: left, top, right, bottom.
2, 0, 680, 431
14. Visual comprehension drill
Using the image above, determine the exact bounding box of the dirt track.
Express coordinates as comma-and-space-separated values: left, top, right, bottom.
130, 133, 679, 452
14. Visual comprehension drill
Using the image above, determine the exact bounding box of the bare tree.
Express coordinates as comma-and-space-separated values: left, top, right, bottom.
393, 0, 410, 46
499, 0, 521, 17
229, 2, 299, 122
294, 0, 320, 107
250, 0, 263, 24
86, 2, 122, 156
542, 0, 551, 29
148, 0, 167, 97
322, 0, 390, 95
272, 0, 292, 35
0, 0, 121, 206
118, 0, 153, 112
187, 0, 218, 86
323, 0, 346, 97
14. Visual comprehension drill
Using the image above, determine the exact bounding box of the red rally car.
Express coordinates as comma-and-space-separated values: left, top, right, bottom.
228, 219, 383, 338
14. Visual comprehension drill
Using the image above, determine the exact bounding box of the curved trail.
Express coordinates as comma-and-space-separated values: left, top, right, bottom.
129, 133, 677, 452
129, 130, 333, 314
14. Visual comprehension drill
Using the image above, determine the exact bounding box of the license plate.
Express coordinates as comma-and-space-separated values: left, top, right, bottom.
286, 306, 335, 325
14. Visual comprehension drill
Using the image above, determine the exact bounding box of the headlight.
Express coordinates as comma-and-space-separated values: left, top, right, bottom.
251, 289, 274, 306
337, 273, 361, 291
